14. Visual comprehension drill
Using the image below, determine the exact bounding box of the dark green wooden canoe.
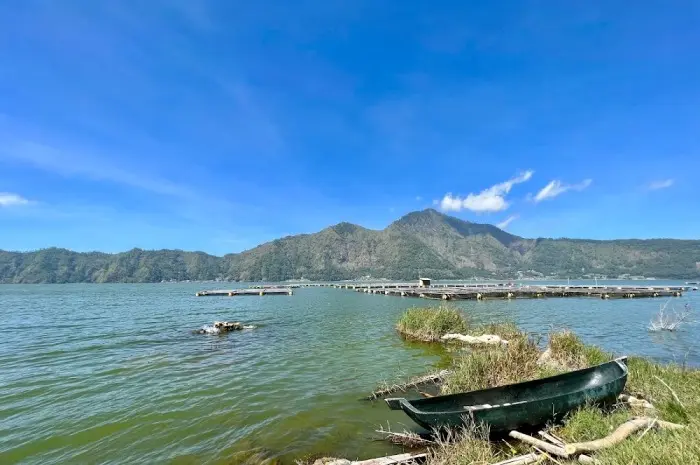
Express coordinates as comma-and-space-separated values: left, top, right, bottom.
386, 357, 628, 433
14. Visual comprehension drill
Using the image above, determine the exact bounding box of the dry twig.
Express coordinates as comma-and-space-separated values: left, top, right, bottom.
375, 426, 435, 448
364, 370, 450, 400
653, 375, 685, 407
649, 302, 693, 331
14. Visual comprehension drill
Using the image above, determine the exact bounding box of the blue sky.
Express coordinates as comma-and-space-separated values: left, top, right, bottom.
1, 1, 698, 255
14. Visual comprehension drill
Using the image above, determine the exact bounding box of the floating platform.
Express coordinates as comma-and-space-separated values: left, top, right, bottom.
249, 284, 304, 289
196, 288, 293, 297
335, 283, 684, 300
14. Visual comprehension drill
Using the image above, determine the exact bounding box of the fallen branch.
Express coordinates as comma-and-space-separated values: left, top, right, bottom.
364, 370, 450, 400
648, 302, 693, 331
375, 428, 435, 448
654, 375, 685, 407
564, 417, 685, 455
441, 333, 509, 345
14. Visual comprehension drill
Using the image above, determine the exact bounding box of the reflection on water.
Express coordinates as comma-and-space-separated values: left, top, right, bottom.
0, 281, 697, 464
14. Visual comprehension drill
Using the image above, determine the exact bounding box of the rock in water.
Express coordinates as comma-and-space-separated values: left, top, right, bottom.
214, 321, 244, 331
195, 321, 256, 334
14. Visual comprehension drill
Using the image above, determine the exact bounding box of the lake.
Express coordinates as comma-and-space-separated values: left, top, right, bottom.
0, 281, 698, 464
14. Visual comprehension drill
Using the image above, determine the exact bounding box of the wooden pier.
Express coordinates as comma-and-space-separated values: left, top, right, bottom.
196, 288, 293, 297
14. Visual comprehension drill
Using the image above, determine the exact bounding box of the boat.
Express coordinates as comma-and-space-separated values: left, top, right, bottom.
686, 281, 699, 285
385, 357, 628, 433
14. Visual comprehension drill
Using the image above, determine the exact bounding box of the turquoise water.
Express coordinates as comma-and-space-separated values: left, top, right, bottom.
0, 281, 698, 464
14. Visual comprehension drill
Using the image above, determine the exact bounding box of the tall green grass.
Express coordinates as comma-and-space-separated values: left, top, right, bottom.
548, 329, 612, 369
441, 334, 541, 394
395, 306, 468, 342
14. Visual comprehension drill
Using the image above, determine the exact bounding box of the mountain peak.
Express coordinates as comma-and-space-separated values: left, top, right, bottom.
329, 222, 366, 236
389, 209, 522, 247
394, 208, 457, 225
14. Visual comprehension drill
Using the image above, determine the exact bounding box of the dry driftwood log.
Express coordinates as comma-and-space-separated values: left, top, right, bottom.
509, 431, 598, 463
563, 417, 685, 455
619, 393, 655, 410
509, 430, 568, 457
576, 455, 599, 464
538, 430, 565, 447
364, 370, 450, 400
441, 333, 509, 345
490, 453, 540, 465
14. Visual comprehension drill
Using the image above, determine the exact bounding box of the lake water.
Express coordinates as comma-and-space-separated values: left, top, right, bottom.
1, 281, 698, 464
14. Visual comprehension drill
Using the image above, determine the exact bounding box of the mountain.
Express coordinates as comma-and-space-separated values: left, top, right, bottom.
1, 209, 699, 283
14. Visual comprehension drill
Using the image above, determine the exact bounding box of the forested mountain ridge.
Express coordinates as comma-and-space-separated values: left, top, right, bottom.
1, 209, 699, 283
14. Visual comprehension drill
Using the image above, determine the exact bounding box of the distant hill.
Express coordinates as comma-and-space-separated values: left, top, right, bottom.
1, 209, 699, 283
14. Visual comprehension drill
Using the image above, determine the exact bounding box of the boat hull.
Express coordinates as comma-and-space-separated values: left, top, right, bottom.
386, 358, 627, 433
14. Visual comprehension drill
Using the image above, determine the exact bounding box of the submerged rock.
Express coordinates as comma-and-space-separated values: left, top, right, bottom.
194, 321, 256, 334
215, 321, 244, 331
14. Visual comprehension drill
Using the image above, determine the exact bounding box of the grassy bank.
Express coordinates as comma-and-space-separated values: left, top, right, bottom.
392, 307, 700, 464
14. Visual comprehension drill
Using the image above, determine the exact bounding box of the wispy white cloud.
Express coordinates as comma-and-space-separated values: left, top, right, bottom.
533, 178, 592, 202
439, 170, 534, 213
496, 215, 518, 230
648, 179, 674, 190
0, 192, 31, 207
415, 195, 423, 201
0, 139, 195, 199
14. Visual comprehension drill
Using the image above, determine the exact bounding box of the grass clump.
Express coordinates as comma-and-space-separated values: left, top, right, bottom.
547, 329, 613, 370
552, 405, 632, 444
428, 426, 507, 465
396, 306, 468, 342
474, 321, 522, 341
441, 334, 541, 394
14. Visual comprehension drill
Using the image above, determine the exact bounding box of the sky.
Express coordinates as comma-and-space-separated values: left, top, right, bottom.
1, 1, 699, 255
